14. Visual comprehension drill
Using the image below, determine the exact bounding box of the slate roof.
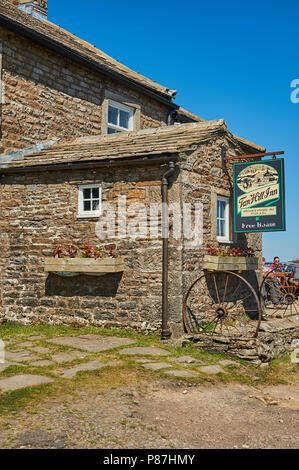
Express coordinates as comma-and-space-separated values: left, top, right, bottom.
0, 0, 177, 102
0, 120, 266, 170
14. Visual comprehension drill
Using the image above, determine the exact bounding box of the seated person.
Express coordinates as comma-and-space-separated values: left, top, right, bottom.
270, 256, 284, 272
262, 257, 284, 306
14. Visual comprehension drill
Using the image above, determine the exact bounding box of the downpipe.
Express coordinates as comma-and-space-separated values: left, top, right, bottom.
161, 161, 176, 340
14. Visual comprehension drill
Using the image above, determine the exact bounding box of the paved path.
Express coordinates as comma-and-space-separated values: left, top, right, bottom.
0, 334, 235, 392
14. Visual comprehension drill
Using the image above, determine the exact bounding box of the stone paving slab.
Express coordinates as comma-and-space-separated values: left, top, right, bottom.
259, 317, 299, 332
27, 336, 44, 340
60, 361, 117, 379
18, 342, 34, 348
52, 352, 87, 363
199, 365, 227, 375
47, 335, 135, 352
30, 347, 51, 354
141, 362, 173, 371
0, 374, 54, 392
119, 347, 170, 356
219, 360, 237, 366
5, 352, 39, 362
31, 360, 56, 367
169, 356, 205, 365
163, 369, 198, 378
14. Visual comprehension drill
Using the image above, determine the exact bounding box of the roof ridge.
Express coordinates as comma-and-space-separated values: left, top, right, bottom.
0, 0, 176, 99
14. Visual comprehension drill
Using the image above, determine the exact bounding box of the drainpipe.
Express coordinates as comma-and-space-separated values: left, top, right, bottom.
167, 109, 177, 126
161, 161, 176, 340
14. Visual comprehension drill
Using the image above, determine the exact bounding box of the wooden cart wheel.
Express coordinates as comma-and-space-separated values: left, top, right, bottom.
183, 271, 262, 338
259, 267, 299, 318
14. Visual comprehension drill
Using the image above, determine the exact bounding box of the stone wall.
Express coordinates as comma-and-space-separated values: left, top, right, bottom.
192, 317, 299, 364
0, 135, 264, 334
0, 26, 170, 154
0, 162, 181, 332
179, 135, 263, 320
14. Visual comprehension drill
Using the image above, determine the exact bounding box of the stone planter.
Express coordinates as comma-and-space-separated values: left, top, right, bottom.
202, 255, 258, 272
44, 257, 124, 277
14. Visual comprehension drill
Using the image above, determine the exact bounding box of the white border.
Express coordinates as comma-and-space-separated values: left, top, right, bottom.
107, 100, 134, 132
78, 184, 102, 219
216, 195, 230, 243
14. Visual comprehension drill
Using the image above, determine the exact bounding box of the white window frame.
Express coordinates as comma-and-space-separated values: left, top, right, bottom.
107, 100, 134, 134
78, 184, 102, 219
216, 195, 230, 243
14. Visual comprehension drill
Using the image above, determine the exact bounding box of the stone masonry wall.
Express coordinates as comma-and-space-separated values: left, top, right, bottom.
179, 135, 263, 318
0, 27, 170, 154
0, 136, 264, 334
0, 163, 181, 332
192, 316, 299, 364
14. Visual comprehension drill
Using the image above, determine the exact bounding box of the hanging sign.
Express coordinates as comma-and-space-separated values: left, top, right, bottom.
233, 159, 286, 233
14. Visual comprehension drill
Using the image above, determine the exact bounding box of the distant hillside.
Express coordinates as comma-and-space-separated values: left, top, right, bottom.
290, 258, 299, 263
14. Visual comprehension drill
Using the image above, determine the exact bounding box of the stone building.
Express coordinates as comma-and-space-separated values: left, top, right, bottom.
0, 0, 265, 335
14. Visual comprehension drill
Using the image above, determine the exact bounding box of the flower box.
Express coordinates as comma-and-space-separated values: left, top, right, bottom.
44, 257, 124, 277
202, 255, 258, 272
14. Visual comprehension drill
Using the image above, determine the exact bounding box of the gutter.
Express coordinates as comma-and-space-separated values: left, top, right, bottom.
0, 155, 178, 174
0, 14, 179, 109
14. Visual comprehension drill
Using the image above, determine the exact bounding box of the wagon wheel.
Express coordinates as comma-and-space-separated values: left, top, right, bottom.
259, 268, 299, 318
183, 271, 262, 339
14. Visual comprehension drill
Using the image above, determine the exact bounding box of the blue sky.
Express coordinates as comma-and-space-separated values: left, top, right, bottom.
48, 0, 298, 262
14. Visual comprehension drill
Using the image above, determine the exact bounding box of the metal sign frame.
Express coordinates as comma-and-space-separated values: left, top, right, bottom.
233, 158, 286, 233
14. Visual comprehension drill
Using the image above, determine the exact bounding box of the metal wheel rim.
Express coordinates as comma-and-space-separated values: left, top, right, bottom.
259, 267, 299, 318
183, 270, 262, 338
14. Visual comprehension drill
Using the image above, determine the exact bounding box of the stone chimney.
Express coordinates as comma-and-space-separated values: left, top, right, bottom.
8, 0, 47, 21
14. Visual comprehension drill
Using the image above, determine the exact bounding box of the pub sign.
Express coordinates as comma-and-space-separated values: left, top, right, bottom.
233, 159, 286, 233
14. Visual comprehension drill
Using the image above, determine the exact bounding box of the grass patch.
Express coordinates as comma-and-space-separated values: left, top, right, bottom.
0, 323, 298, 418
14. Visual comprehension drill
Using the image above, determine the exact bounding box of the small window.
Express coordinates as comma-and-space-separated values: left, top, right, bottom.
217, 196, 230, 242
78, 184, 101, 218
107, 100, 134, 134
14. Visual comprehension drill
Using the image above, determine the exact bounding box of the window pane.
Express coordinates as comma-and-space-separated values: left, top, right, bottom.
83, 188, 91, 199
108, 106, 118, 125
217, 219, 220, 236
92, 200, 99, 211
92, 188, 99, 199
219, 201, 225, 219
219, 219, 225, 237
119, 110, 129, 129
84, 200, 91, 211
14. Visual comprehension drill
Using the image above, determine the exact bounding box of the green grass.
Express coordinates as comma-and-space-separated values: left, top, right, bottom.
0, 323, 298, 419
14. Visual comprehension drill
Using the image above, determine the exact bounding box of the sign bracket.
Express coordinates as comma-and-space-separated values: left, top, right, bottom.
225, 151, 284, 162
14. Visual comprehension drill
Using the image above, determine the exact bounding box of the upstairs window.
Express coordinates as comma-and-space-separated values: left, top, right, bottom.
107, 100, 134, 134
216, 195, 230, 243
78, 184, 101, 218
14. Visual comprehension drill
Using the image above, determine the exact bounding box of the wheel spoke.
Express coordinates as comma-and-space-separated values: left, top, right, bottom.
183, 271, 261, 337
227, 280, 241, 303
222, 275, 229, 306
201, 276, 218, 306
212, 274, 221, 305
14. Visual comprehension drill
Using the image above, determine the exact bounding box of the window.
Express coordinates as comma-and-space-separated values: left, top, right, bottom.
217, 196, 230, 242
107, 100, 134, 134
78, 184, 101, 218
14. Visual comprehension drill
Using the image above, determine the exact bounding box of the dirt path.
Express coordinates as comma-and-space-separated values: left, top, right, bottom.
0, 381, 298, 449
